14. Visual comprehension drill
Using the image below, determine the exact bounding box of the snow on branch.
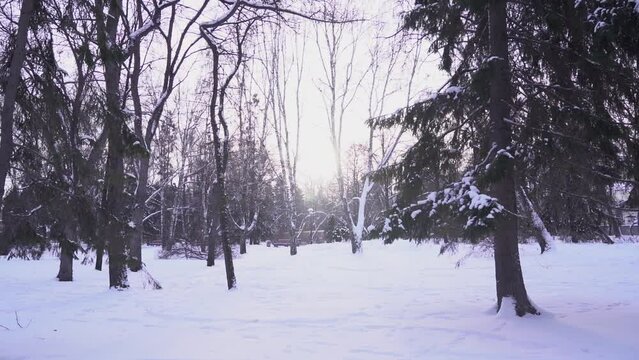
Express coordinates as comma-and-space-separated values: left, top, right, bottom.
419, 86, 465, 102
201, 0, 241, 30
376, 144, 513, 243
584, 0, 639, 33
123, 0, 179, 58
218, 0, 363, 23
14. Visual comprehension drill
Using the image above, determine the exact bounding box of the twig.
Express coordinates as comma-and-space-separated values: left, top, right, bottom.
15, 311, 31, 329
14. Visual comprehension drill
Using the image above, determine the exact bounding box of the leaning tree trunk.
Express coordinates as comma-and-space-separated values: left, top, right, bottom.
0, 0, 35, 255
517, 186, 553, 254
489, 0, 537, 316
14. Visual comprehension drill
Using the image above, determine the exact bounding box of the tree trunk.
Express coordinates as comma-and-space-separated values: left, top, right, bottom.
104, 129, 128, 288
128, 0, 149, 271
351, 177, 372, 254
95, 240, 105, 271
95, 186, 107, 271
206, 233, 216, 267
489, 0, 537, 316
129, 153, 149, 272
169, 170, 185, 250
607, 204, 622, 238
95, 0, 129, 289
200, 24, 243, 287
218, 192, 236, 289
160, 187, 168, 250
289, 228, 297, 255
625, 142, 639, 207
57, 239, 74, 282
0, 0, 35, 255
206, 183, 219, 267
239, 231, 247, 254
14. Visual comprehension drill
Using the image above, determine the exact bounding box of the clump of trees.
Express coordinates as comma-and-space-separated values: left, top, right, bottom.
0, 0, 637, 318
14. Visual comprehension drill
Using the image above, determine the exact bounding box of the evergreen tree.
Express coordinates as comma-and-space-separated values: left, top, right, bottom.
0, 0, 36, 255
369, 0, 637, 315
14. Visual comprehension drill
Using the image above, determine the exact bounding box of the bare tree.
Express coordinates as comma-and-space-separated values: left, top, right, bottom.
196, 0, 335, 283
313, 1, 365, 252
260, 20, 306, 255
200, 2, 254, 288
128, 0, 211, 271
228, 64, 270, 254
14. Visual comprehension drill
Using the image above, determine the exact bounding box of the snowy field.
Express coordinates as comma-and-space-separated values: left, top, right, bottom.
1, 240, 638, 360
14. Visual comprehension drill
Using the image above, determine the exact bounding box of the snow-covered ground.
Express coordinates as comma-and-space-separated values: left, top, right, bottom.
1, 240, 638, 360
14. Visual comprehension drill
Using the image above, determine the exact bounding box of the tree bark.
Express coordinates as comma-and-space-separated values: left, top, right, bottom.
489, 0, 537, 316
0, 0, 35, 255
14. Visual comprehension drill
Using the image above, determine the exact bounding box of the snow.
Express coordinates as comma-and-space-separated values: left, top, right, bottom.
128, 20, 156, 44
485, 56, 504, 63
496, 148, 514, 159
1, 241, 638, 359
201, 0, 240, 29
421, 86, 464, 101
382, 217, 392, 233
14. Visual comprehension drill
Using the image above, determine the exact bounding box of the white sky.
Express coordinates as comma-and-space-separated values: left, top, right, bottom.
276, 4, 444, 186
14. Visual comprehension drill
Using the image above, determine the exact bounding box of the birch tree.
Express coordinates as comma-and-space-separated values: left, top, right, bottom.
313, 1, 366, 253
261, 21, 305, 255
